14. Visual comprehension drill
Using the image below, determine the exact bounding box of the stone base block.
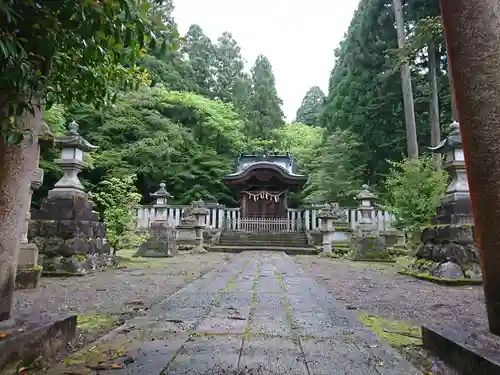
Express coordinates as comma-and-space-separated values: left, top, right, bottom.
39, 253, 116, 276
352, 236, 391, 261
407, 258, 482, 280
136, 235, 177, 258
15, 267, 42, 290
421, 224, 476, 245
0, 313, 76, 374
18, 243, 39, 269
422, 322, 500, 375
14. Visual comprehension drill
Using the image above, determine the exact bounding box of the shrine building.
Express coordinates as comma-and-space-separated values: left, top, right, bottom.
223, 153, 307, 218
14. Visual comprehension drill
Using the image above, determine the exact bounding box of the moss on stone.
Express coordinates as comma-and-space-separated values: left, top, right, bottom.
318, 252, 340, 258
21, 265, 43, 272
398, 270, 483, 286
63, 343, 126, 367
77, 314, 117, 332
358, 312, 422, 347
332, 242, 350, 248
334, 226, 351, 231
75, 254, 87, 261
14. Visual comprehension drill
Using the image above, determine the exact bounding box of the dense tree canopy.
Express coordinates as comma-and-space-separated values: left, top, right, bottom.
321, 0, 450, 184
0, 0, 163, 138
246, 55, 284, 139
295, 86, 325, 126
18, 0, 454, 215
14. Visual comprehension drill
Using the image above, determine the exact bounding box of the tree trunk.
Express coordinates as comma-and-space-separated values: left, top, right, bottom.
440, 0, 500, 335
393, 0, 419, 158
0, 97, 43, 321
447, 53, 459, 121
428, 41, 441, 169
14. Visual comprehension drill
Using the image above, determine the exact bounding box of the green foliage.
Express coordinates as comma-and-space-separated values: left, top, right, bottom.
247, 55, 284, 139
321, 0, 450, 185
214, 32, 246, 104
63, 86, 245, 205
295, 86, 325, 126
181, 24, 217, 98
303, 129, 362, 205
382, 156, 448, 231
274, 122, 324, 171
0, 0, 166, 136
90, 174, 146, 255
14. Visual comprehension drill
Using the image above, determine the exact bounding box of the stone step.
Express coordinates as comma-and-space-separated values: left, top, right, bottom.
218, 240, 309, 246
209, 245, 318, 255
220, 233, 308, 240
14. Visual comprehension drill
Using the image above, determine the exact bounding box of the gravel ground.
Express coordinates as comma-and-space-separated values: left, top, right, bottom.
293, 255, 488, 375
12, 251, 233, 354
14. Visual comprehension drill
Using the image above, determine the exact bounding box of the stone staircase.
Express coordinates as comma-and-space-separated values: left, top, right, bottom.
210, 231, 318, 255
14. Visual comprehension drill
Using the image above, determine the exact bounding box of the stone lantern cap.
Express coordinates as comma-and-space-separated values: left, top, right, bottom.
428, 121, 462, 153
150, 183, 172, 200
356, 184, 377, 202
55, 121, 98, 152
317, 203, 340, 219
191, 200, 209, 215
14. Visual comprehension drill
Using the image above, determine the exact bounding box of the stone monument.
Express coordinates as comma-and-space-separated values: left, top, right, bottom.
191, 200, 210, 253
317, 203, 338, 253
136, 183, 177, 257
29, 121, 111, 275
331, 205, 352, 255
15, 122, 53, 289
175, 205, 198, 251
407, 121, 480, 280
351, 184, 390, 261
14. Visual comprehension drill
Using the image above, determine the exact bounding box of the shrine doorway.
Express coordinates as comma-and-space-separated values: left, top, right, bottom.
243, 191, 286, 218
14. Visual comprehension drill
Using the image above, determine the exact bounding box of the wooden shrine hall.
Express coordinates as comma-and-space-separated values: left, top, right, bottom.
223, 153, 307, 219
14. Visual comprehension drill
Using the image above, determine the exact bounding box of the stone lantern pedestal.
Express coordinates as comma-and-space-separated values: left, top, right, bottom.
408, 122, 480, 280
136, 183, 177, 257
175, 200, 210, 253
352, 185, 390, 261
29, 121, 111, 276
191, 200, 210, 253
317, 203, 337, 254
331, 206, 353, 256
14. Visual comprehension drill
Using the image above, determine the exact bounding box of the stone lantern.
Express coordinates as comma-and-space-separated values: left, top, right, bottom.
191, 200, 209, 253
150, 183, 172, 222
355, 184, 377, 234
428, 121, 472, 223
49, 120, 98, 198
317, 203, 339, 253
407, 121, 480, 281
352, 184, 389, 261
29, 121, 108, 277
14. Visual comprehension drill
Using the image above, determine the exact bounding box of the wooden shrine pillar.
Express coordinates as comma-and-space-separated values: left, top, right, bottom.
440, 0, 500, 335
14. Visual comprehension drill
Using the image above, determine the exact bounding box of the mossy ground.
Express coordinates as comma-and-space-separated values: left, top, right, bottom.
398, 269, 483, 286
358, 312, 422, 347
115, 248, 170, 269
357, 312, 438, 374
77, 314, 117, 332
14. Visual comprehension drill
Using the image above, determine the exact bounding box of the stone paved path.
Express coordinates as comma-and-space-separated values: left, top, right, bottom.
73, 252, 422, 375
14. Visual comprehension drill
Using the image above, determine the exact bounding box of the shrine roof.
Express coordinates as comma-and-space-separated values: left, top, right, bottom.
223, 153, 307, 185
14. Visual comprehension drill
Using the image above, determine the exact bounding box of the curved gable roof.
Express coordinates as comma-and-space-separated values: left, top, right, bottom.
223, 161, 307, 185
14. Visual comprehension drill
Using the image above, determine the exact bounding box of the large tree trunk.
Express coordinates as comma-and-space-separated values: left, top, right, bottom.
446, 53, 459, 121
393, 0, 419, 158
440, 0, 500, 335
428, 41, 441, 169
0, 97, 43, 321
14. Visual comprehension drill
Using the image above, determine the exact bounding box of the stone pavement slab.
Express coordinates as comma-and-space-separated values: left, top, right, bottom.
51, 252, 421, 375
